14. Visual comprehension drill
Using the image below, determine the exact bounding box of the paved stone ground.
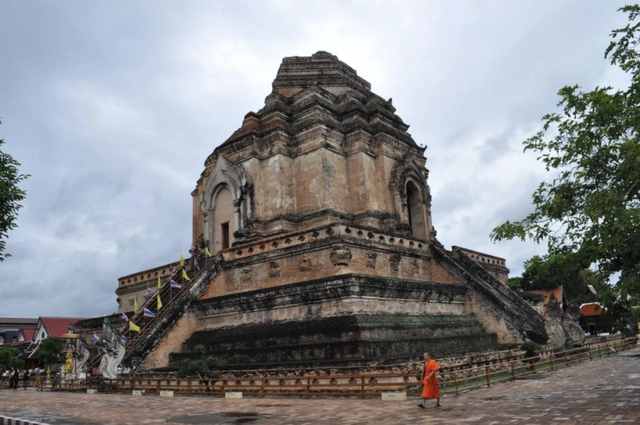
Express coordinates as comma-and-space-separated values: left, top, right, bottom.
1, 349, 639, 425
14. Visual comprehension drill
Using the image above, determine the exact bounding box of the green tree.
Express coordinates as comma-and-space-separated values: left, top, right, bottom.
37, 337, 63, 366
518, 254, 606, 303
0, 347, 24, 370
177, 344, 221, 379
492, 5, 640, 306
0, 120, 30, 261
507, 276, 523, 290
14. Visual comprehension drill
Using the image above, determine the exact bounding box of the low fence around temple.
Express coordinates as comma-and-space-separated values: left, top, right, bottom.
37, 336, 637, 398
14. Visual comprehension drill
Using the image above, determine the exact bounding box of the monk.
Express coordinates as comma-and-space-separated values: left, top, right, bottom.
418, 352, 441, 409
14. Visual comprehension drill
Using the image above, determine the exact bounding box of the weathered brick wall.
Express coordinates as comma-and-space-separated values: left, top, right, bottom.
463, 290, 521, 344
430, 259, 462, 284
140, 311, 198, 370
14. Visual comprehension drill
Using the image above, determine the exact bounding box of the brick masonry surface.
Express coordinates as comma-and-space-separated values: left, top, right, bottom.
0, 348, 639, 424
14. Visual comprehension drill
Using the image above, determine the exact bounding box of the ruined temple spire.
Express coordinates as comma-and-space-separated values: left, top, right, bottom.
271, 51, 372, 97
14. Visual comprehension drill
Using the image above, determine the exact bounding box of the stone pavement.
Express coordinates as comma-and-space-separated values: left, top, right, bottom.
1, 349, 639, 425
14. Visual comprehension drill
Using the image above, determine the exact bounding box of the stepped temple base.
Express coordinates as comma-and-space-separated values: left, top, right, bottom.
153, 275, 504, 369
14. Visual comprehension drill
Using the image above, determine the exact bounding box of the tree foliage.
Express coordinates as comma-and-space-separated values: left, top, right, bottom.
518, 254, 607, 303
0, 347, 24, 370
0, 122, 29, 261
492, 5, 640, 301
177, 344, 222, 379
38, 337, 63, 365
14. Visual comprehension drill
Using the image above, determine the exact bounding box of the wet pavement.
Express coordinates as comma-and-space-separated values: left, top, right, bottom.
1, 348, 639, 424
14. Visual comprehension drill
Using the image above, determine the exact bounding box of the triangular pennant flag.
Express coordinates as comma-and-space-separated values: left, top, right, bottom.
194, 257, 200, 271
157, 294, 163, 310
180, 254, 185, 267
158, 276, 162, 289
129, 321, 140, 332
205, 247, 212, 257
134, 298, 138, 314
182, 269, 191, 282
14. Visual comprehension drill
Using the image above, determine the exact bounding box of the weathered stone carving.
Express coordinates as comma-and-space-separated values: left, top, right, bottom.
330, 245, 352, 266
75, 336, 91, 374
365, 251, 377, 269
298, 255, 311, 272
98, 317, 125, 379
562, 306, 586, 346
409, 258, 420, 275
240, 267, 252, 284
268, 261, 281, 279
389, 253, 401, 272
544, 294, 566, 349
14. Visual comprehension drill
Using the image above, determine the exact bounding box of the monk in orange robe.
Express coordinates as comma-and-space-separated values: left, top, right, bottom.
418, 352, 441, 409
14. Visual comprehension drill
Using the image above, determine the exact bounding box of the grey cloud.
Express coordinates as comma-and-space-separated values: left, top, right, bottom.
0, 0, 631, 317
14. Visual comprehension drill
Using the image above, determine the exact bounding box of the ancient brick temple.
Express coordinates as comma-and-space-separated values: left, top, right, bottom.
116, 52, 548, 371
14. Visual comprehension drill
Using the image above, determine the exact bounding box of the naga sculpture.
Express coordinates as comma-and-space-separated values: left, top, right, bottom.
75, 335, 91, 373
98, 317, 125, 379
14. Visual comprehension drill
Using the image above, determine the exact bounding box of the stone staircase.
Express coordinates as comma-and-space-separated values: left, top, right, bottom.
117, 254, 224, 371
432, 244, 548, 344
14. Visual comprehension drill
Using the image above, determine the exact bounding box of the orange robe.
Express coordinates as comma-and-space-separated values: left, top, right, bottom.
421, 359, 440, 399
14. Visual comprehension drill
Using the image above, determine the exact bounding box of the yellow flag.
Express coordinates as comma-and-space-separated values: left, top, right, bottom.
158, 276, 162, 289
129, 321, 140, 332
180, 254, 184, 267
157, 294, 163, 310
134, 298, 138, 314
205, 247, 211, 257
182, 269, 191, 282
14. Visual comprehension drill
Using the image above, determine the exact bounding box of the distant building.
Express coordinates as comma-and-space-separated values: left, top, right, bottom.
579, 303, 611, 335
22, 317, 85, 363
0, 317, 37, 346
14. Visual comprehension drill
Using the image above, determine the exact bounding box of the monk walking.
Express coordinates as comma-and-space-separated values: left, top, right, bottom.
418, 352, 440, 409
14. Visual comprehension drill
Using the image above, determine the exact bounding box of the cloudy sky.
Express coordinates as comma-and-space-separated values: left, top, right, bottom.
0, 1, 630, 318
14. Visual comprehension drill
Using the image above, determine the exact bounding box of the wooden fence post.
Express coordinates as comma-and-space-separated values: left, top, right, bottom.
485, 366, 490, 387
187, 378, 192, 396
453, 372, 459, 395
510, 362, 515, 380
550, 355, 554, 371
360, 375, 365, 399
577, 351, 581, 364
260, 379, 264, 398
306, 377, 310, 399
564, 351, 568, 367
532, 359, 536, 374
588, 346, 592, 360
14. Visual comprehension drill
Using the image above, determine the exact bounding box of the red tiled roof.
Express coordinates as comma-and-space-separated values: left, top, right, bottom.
21, 328, 35, 342
580, 303, 604, 317
41, 317, 84, 338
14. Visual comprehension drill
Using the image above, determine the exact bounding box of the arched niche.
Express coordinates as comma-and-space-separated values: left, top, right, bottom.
406, 180, 427, 240
200, 155, 252, 253
390, 158, 433, 241
212, 186, 234, 250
